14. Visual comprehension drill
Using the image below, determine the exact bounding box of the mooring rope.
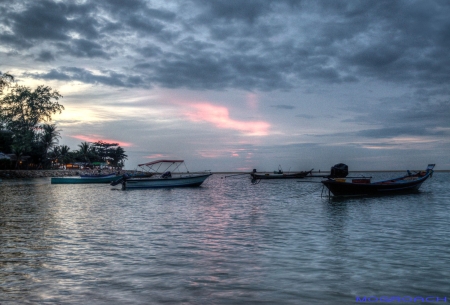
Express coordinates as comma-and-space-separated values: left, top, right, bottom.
296, 184, 324, 197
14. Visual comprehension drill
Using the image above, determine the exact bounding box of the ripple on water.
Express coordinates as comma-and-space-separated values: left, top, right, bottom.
0, 173, 449, 304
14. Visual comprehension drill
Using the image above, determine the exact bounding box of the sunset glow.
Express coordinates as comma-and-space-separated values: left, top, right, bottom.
185, 103, 270, 136
70, 135, 133, 147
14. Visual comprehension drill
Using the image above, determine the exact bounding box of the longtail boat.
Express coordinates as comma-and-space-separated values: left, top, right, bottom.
321, 164, 435, 197
250, 165, 313, 180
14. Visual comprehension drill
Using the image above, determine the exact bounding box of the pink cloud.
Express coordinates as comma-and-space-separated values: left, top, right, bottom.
70, 135, 133, 147
185, 103, 270, 136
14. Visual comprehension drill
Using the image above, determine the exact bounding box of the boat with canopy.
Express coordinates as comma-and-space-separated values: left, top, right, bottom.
111, 160, 212, 189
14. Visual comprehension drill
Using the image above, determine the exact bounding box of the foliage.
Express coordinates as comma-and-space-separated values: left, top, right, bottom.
59, 145, 73, 165
38, 124, 61, 168
0, 130, 13, 153
0, 84, 64, 134
0, 73, 128, 169
77, 142, 92, 163
109, 146, 128, 167
75, 141, 128, 167
0, 158, 11, 169
0, 73, 65, 169
0, 72, 14, 95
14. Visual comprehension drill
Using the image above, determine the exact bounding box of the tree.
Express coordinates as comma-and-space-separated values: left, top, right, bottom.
77, 142, 92, 163
109, 146, 128, 168
39, 124, 61, 168
59, 145, 72, 166
0, 84, 64, 134
0, 72, 14, 95
92, 141, 118, 162
49, 146, 61, 168
0, 73, 14, 152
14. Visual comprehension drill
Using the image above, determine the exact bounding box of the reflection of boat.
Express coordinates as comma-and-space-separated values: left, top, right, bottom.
321, 164, 435, 197
51, 174, 121, 184
251, 165, 313, 180
111, 160, 212, 189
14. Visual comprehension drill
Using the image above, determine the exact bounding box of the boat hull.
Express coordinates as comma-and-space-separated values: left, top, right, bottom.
321, 172, 432, 197
79, 173, 118, 179
122, 174, 212, 189
51, 176, 121, 184
251, 171, 312, 180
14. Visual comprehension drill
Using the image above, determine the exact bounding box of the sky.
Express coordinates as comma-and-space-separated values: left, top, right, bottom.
1, 0, 449, 171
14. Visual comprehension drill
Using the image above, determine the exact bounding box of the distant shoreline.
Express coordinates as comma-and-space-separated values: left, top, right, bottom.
1, 169, 448, 180
213, 170, 449, 174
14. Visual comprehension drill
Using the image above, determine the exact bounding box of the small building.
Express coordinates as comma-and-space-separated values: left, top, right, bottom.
65, 163, 81, 170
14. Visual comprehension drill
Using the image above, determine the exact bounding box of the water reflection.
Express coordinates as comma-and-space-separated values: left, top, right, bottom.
0, 174, 449, 304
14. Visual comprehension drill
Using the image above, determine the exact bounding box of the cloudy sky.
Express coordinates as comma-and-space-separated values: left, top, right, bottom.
1, 0, 449, 171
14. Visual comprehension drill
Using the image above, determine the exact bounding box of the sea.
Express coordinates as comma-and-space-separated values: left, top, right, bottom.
0, 172, 449, 304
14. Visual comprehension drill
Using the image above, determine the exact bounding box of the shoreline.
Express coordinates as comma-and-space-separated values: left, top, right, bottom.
0, 169, 134, 179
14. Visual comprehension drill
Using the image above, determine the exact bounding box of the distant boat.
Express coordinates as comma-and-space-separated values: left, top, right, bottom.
51, 173, 121, 184
251, 165, 313, 180
111, 160, 212, 190
321, 164, 435, 197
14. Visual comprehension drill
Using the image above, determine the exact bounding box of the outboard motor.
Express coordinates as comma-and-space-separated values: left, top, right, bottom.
330, 163, 349, 178
161, 171, 172, 178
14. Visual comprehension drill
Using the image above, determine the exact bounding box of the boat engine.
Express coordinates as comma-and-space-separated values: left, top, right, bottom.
330, 163, 349, 178
161, 171, 172, 178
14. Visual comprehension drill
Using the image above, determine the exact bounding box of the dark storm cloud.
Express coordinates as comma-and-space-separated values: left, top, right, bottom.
36, 51, 55, 62
1, 0, 450, 93
356, 126, 439, 139
26, 67, 146, 88
57, 39, 110, 59
2, 0, 99, 47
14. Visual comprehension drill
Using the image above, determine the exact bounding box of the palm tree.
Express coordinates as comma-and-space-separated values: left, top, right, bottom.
77, 142, 91, 164
49, 146, 61, 168
39, 124, 61, 168
11, 143, 27, 169
59, 145, 71, 167
109, 146, 128, 168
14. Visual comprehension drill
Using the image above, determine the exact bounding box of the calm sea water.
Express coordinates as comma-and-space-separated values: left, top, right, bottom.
0, 172, 449, 304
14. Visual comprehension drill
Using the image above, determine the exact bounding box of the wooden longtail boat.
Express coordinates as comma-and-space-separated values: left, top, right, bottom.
321, 164, 435, 197
250, 165, 313, 180
250, 170, 313, 180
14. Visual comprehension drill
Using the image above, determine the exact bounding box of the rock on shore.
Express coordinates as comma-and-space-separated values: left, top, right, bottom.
0, 170, 81, 179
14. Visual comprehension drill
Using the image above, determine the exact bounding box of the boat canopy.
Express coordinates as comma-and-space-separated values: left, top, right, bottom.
138, 159, 184, 167
137, 159, 188, 174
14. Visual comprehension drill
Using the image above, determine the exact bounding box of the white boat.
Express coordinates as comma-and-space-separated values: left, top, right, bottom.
111, 160, 212, 189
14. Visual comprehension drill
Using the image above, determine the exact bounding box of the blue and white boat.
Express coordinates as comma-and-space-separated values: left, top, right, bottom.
51, 173, 121, 184
111, 160, 211, 189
